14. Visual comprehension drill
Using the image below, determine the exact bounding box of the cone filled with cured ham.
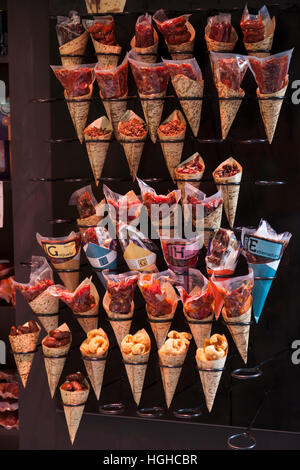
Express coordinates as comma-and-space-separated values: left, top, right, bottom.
42, 323, 72, 397
121, 329, 150, 406
118, 110, 147, 180
158, 331, 192, 408
85, 0, 126, 15
240, 5, 275, 58
9, 321, 41, 388
56, 11, 89, 66
60, 372, 90, 445
69, 185, 105, 234
205, 228, 240, 281
131, 13, 159, 64
80, 328, 109, 400
205, 13, 238, 53
103, 185, 142, 235
84, 117, 112, 185
174, 153, 205, 202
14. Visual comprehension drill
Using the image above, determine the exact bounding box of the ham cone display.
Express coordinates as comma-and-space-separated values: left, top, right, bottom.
138, 270, 178, 348
242, 220, 291, 322
205, 13, 238, 53
60, 372, 90, 445
213, 157, 242, 228
211, 270, 254, 364
51, 64, 94, 143
177, 269, 215, 348
83, 16, 122, 69
80, 328, 109, 400
118, 110, 147, 180
42, 323, 72, 398
210, 52, 248, 140
128, 50, 169, 143
157, 110, 186, 182
9, 321, 41, 388
240, 5, 276, 58
131, 13, 158, 64
84, 116, 112, 186
163, 58, 204, 137
153, 9, 195, 60
56, 11, 89, 66
158, 331, 192, 408
196, 334, 228, 412
37, 231, 82, 292
247, 50, 293, 143
102, 270, 138, 347
13, 256, 59, 333
121, 329, 150, 406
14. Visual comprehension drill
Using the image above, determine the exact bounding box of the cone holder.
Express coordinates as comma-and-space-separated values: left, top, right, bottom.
227, 431, 256, 450
231, 347, 290, 381
136, 406, 165, 418
98, 403, 125, 414
173, 406, 202, 419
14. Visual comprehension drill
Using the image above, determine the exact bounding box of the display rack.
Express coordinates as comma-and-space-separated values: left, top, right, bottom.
7, 0, 300, 450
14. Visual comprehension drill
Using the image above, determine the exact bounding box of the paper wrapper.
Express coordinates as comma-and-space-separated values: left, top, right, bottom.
60, 379, 90, 445
196, 354, 226, 412
91, 37, 122, 69
167, 22, 195, 60
130, 29, 159, 64
146, 283, 177, 349
257, 76, 288, 144
139, 89, 165, 143
64, 86, 92, 143
213, 157, 242, 228
29, 290, 59, 333
223, 306, 251, 364
205, 25, 238, 52
84, 243, 117, 277
158, 349, 187, 408
84, 116, 112, 185
82, 351, 107, 400
158, 110, 186, 182
59, 31, 89, 66
74, 280, 99, 334
172, 75, 204, 137
85, 0, 126, 13
121, 350, 149, 406
244, 17, 276, 58
42, 323, 71, 398
103, 291, 134, 347
204, 204, 223, 248
216, 81, 244, 140
118, 110, 147, 180
174, 153, 205, 201
9, 323, 41, 388
102, 91, 127, 140
184, 311, 213, 349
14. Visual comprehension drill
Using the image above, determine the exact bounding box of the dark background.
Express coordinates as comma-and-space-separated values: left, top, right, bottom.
4, 0, 300, 450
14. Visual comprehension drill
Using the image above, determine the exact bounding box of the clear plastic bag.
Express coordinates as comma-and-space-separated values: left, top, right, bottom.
102, 269, 139, 314
177, 268, 214, 320
210, 52, 248, 91
207, 13, 232, 43
69, 185, 98, 219
240, 5, 271, 43
48, 277, 96, 313
135, 13, 154, 48
153, 9, 191, 46
118, 224, 157, 272
138, 269, 177, 317
160, 235, 202, 272
206, 228, 240, 276
83, 15, 117, 45
13, 256, 54, 304
128, 50, 169, 95
163, 57, 202, 81
103, 184, 142, 226
51, 63, 95, 98
137, 177, 181, 218
56, 10, 84, 46
94, 53, 128, 98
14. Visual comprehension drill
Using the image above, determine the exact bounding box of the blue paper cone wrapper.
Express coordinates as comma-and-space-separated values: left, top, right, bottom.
84, 243, 117, 279
250, 260, 280, 322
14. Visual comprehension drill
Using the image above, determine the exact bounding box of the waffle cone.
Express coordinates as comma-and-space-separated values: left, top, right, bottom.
65, 87, 92, 143
84, 116, 112, 186
185, 312, 213, 348
196, 354, 226, 412
82, 352, 107, 400
121, 350, 149, 406
59, 31, 89, 66
216, 81, 244, 140
42, 323, 71, 398
223, 306, 251, 364
174, 153, 205, 202
103, 291, 133, 347
29, 289, 59, 333
139, 89, 165, 143
52, 258, 80, 292
92, 38, 122, 69
203, 203, 223, 248
244, 17, 276, 58
167, 22, 195, 60
85, 0, 126, 14
158, 110, 186, 182
130, 30, 159, 64
118, 111, 147, 180
9, 323, 41, 388
60, 379, 89, 445
75, 282, 99, 334
102, 91, 127, 140
205, 26, 238, 52
213, 157, 242, 228
257, 76, 288, 144
172, 75, 204, 137
158, 349, 186, 408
